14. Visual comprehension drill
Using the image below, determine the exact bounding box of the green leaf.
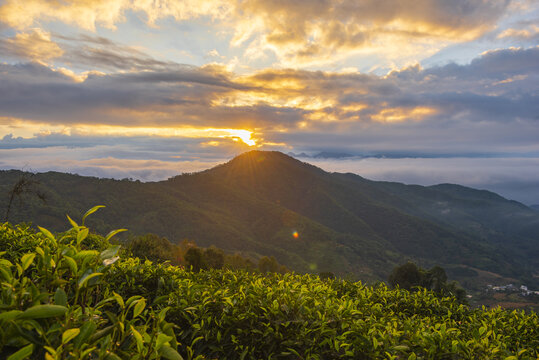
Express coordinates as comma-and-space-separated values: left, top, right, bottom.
158, 307, 169, 322
126, 295, 143, 308
130, 325, 144, 352
54, 288, 67, 307
155, 333, 173, 351
17, 305, 67, 320
104, 353, 122, 360
408, 353, 417, 360
82, 205, 105, 226
63, 256, 78, 275
38, 226, 57, 246
100, 245, 121, 260
74, 321, 97, 349
20, 253, 35, 271
133, 299, 146, 318
7, 344, 34, 360
77, 228, 89, 245
62, 328, 80, 344
112, 292, 125, 308
105, 229, 127, 242
393, 345, 410, 351
0, 265, 12, 281
81, 347, 97, 358
159, 345, 184, 360
78, 272, 103, 288
88, 325, 115, 343
73, 250, 99, 260
0, 310, 23, 321
66, 214, 79, 229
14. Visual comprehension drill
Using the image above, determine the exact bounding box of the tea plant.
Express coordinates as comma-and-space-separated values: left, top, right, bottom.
1, 207, 538, 359
0, 206, 183, 359
106, 264, 538, 359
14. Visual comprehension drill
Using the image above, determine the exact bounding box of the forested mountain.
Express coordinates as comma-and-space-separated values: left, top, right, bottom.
1, 150, 538, 288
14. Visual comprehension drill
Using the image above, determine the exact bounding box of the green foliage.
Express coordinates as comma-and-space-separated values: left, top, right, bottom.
388, 262, 423, 290
127, 234, 180, 264
223, 253, 255, 271
184, 247, 205, 272
1, 209, 538, 359
105, 263, 538, 359
203, 247, 224, 270
0, 210, 183, 360
389, 262, 468, 304
258, 256, 288, 274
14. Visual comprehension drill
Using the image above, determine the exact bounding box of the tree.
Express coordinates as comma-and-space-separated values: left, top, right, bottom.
128, 234, 178, 264
224, 253, 255, 271
203, 246, 225, 269
4, 173, 46, 222
185, 247, 205, 271
388, 262, 467, 304
388, 262, 422, 290
258, 256, 279, 273
423, 265, 448, 292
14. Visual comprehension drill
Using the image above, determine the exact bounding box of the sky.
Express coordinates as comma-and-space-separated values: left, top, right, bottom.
0, 0, 538, 204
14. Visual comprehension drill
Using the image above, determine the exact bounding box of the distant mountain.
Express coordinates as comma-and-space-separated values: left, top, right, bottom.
531, 204, 539, 211
287, 151, 354, 159
1, 151, 538, 289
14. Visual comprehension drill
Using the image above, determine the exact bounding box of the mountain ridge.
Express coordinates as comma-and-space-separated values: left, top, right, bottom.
1, 150, 537, 289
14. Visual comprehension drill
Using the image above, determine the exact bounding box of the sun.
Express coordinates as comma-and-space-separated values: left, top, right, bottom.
222, 129, 257, 146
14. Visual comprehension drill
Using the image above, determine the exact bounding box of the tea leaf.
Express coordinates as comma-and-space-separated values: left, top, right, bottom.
82, 205, 105, 226
54, 288, 67, 307
17, 305, 67, 319
7, 344, 34, 360
159, 344, 184, 360
105, 229, 127, 242
133, 299, 146, 319
77, 228, 89, 245
66, 214, 79, 229
74, 321, 97, 349
20, 253, 35, 271
62, 328, 81, 344
78, 272, 103, 288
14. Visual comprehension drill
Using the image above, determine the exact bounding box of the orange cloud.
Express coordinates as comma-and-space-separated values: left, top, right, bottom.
1, 28, 63, 63
0, 0, 231, 31
371, 107, 437, 123
0, 0, 509, 68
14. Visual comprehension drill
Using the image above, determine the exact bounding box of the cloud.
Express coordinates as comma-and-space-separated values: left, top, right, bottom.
0, 46, 538, 160
0, 147, 220, 181
231, 0, 511, 66
0, 28, 63, 63
0, 0, 513, 68
498, 25, 539, 40
0, 0, 231, 31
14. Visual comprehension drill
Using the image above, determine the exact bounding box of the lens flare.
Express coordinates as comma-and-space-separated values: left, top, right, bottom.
292, 231, 299, 238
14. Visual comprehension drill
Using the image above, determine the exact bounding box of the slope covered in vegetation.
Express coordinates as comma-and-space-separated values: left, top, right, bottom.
1, 212, 538, 359
1, 151, 538, 290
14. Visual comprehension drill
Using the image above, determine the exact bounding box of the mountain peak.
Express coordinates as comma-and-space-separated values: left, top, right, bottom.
231, 150, 298, 162
222, 150, 324, 175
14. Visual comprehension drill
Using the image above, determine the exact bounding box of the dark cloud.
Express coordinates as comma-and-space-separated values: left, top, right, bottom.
1, 46, 538, 155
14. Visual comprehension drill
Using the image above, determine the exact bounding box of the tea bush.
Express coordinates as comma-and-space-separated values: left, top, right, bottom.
1, 208, 538, 359
0, 207, 183, 359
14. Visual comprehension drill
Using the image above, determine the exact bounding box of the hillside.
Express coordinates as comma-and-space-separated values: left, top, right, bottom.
1, 150, 538, 289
